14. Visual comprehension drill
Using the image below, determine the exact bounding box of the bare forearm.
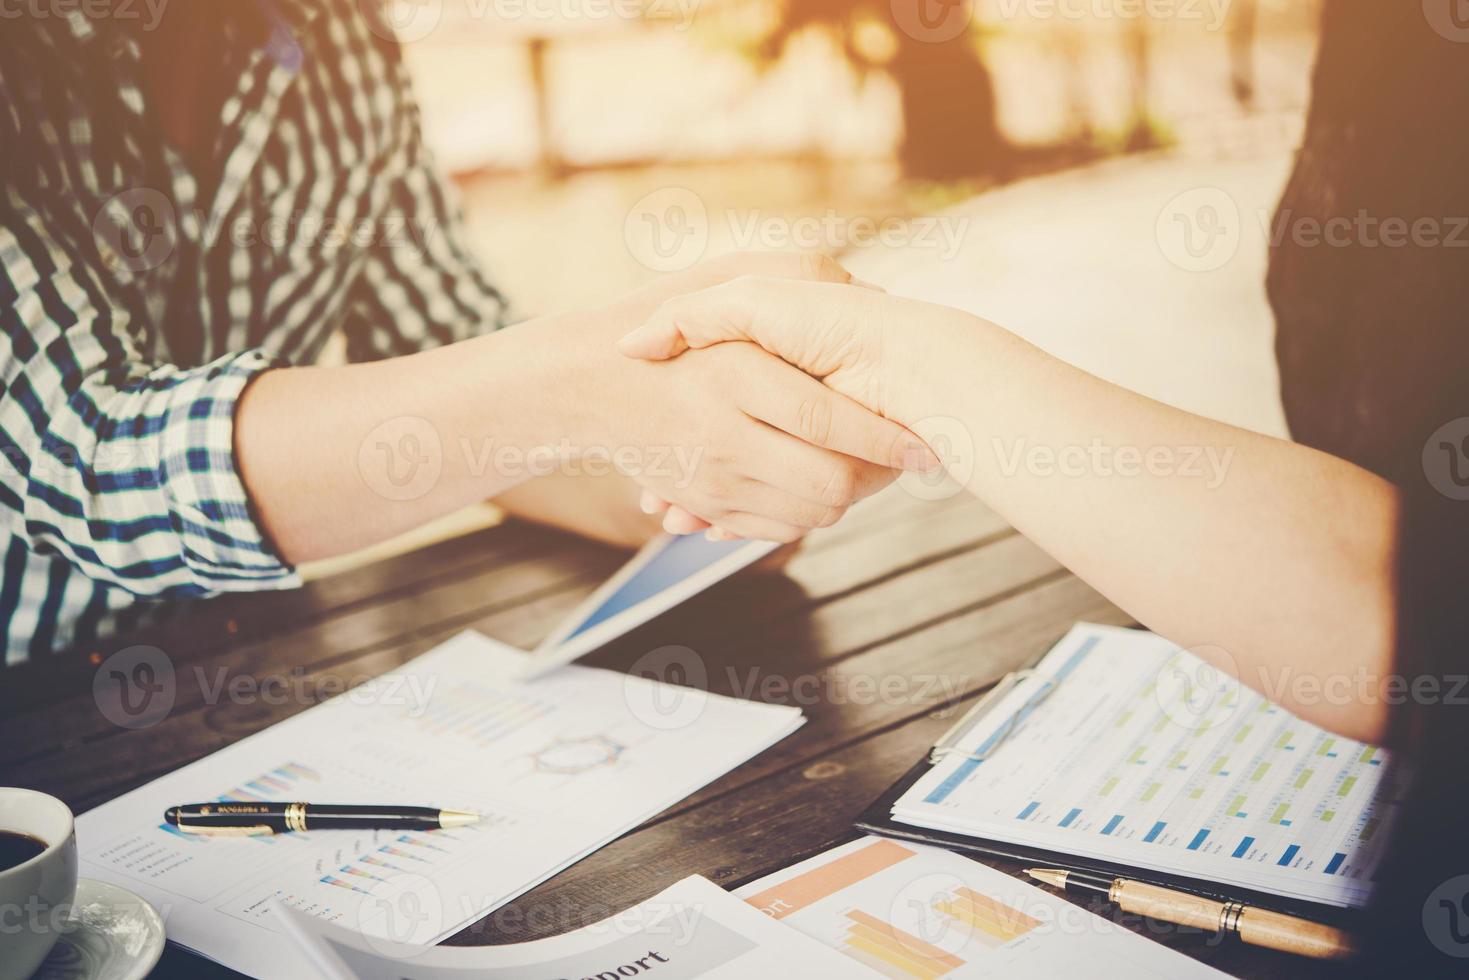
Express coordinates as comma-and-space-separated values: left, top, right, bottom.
494, 471, 662, 550
890, 311, 1400, 741
235, 319, 576, 563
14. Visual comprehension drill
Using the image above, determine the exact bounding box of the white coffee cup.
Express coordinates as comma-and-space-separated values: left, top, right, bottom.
0, 789, 78, 980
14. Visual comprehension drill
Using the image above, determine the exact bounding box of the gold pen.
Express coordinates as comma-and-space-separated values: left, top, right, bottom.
1025, 867, 1357, 960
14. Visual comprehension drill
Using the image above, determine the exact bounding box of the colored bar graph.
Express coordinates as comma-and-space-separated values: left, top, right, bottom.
840, 908, 966, 979
1324, 853, 1346, 875
743, 839, 916, 921
1099, 777, 1119, 797
1059, 808, 1082, 828
320, 875, 372, 895
1101, 814, 1123, 836
1187, 829, 1210, 851
1140, 782, 1161, 803
1294, 769, 1314, 789
1017, 802, 1039, 820
1250, 762, 1270, 782
359, 854, 407, 872
1231, 836, 1254, 858
1270, 803, 1290, 825
934, 887, 1041, 950
1338, 776, 1357, 797
1144, 821, 1166, 843
378, 844, 430, 864
1228, 793, 1247, 817
924, 756, 983, 804
1278, 844, 1300, 867
925, 638, 1098, 806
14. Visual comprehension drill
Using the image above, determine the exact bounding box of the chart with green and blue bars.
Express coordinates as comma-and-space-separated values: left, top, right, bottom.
894, 624, 1405, 908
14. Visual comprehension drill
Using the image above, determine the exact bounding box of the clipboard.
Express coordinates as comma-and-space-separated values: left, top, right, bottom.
854, 658, 1374, 931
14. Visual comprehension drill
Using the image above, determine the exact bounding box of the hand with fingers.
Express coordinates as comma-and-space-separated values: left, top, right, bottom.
616, 272, 964, 538
553, 251, 940, 544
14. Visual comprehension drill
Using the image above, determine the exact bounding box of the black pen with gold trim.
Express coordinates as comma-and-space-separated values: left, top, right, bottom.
164, 802, 482, 837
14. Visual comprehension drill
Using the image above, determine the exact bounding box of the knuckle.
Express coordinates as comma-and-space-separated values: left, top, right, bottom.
797, 395, 836, 448
818, 463, 858, 507
817, 504, 846, 529
798, 251, 848, 283
769, 523, 804, 544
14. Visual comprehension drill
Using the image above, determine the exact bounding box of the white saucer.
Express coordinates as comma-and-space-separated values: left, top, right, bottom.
33, 879, 165, 980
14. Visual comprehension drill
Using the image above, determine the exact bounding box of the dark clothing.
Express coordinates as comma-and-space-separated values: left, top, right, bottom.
1267, 1, 1469, 486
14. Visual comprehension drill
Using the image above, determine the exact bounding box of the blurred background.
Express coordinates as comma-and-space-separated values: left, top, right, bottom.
400, 0, 1319, 310
313, 0, 1322, 572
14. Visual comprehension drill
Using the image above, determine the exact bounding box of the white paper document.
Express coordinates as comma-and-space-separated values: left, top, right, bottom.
892, 623, 1404, 908
736, 836, 1227, 978
74, 632, 803, 978
278, 874, 859, 979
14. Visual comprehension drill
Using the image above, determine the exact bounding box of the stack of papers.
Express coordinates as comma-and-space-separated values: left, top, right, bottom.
280, 875, 853, 978
737, 836, 1227, 977
892, 624, 1404, 908
75, 632, 803, 978
279, 838, 1232, 978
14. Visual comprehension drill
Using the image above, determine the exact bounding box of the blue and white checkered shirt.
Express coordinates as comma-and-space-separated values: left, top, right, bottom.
0, 1, 510, 663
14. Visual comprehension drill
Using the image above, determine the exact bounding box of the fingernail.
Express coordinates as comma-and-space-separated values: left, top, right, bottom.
899, 442, 941, 474
616, 325, 672, 360
639, 492, 659, 514
616, 330, 652, 358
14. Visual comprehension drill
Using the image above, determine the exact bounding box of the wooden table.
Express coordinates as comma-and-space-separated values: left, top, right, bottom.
2, 485, 1333, 979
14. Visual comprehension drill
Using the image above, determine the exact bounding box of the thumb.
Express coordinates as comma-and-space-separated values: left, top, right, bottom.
616, 289, 761, 361
615, 318, 691, 360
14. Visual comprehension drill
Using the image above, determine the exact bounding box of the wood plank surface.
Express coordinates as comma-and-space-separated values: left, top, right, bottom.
1, 485, 1331, 979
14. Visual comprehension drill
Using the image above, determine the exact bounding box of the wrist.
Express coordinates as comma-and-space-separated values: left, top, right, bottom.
429, 315, 592, 483
495, 306, 634, 455
880, 301, 995, 426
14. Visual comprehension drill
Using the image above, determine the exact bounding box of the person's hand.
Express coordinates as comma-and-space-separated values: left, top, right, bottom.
617, 276, 914, 416
572, 338, 933, 541
554, 254, 940, 542
615, 275, 968, 535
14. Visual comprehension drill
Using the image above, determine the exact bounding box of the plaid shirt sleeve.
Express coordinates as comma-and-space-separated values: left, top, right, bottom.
340, 100, 513, 361
0, 204, 300, 599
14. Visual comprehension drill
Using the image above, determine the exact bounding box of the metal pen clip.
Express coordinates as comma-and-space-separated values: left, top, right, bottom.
172, 821, 275, 837
930, 669, 1056, 765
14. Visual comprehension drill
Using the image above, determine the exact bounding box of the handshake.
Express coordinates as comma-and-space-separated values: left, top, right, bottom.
567, 251, 953, 544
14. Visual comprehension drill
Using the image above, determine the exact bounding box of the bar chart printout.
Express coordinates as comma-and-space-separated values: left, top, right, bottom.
737, 837, 1226, 978
74, 632, 805, 979
892, 624, 1408, 909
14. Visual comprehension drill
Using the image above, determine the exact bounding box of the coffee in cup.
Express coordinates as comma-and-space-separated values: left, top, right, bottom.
0, 789, 79, 980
